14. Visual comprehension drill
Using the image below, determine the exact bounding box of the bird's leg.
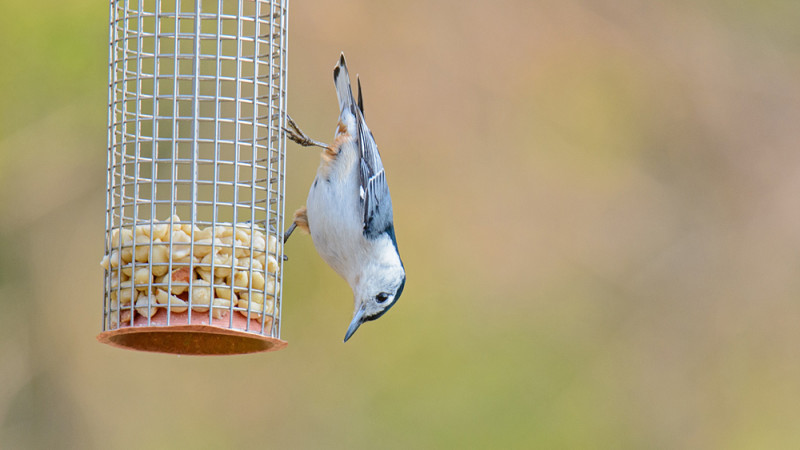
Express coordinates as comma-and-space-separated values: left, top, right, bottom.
284, 206, 310, 243
283, 222, 297, 244
283, 115, 330, 150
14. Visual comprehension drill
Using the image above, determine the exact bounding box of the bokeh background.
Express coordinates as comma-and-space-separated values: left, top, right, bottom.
2, 0, 800, 448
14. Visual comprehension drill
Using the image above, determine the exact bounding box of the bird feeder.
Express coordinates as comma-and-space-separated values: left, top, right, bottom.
98, 0, 289, 355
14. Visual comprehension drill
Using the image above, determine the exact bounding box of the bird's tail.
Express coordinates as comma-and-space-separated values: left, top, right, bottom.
333, 53, 355, 113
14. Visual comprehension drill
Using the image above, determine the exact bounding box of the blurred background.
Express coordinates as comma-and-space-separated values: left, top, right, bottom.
2, 0, 800, 448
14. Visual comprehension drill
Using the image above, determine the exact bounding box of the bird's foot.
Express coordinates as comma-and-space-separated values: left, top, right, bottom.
283, 222, 297, 244
283, 206, 309, 243
283, 115, 330, 150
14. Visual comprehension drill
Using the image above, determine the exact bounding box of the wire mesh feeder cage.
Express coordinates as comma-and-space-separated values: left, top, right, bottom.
98, 0, 290, 355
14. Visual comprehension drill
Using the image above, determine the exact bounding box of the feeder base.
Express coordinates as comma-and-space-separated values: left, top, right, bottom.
97, 309, 287, 355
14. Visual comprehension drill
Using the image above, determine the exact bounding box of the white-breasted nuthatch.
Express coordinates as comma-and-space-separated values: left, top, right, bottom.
283, 53, 406, 342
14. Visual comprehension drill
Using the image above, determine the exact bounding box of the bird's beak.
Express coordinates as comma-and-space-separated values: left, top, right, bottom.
344, 305, 366, 342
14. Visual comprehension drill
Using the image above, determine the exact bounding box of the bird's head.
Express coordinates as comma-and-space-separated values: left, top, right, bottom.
344, 256, 405, 342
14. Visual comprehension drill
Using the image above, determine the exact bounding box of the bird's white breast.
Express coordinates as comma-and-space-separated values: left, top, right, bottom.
306, 140, 367, 286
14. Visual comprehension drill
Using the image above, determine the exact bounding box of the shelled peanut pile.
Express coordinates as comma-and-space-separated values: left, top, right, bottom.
101, 216, 280, 328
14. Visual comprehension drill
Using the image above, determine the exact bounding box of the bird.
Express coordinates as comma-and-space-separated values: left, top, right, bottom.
283, 53, 406, 342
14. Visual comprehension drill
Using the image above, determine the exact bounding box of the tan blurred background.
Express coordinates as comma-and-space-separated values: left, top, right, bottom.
2, 0, 800, 448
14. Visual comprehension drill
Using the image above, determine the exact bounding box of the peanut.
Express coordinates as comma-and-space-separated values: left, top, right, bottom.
235, 227, 250, 246
165, 267, 191, 295
111, 280, 137, 306
109, 299, 133, 328
240, 290, 264, 305
120, 247, 133, 264
192, 238, 220, 258
189, 279, 212, 312
233, 270, 249, 290
251, 271, 265, 291
109, 250, 121, 268
110, 228, 133, 248
135, 293, 159, 318
133, 267, 151, 286
134, 234, 152, 262
170, 229, 193, 262
150, 244, 169, 276
199, 252, 234, 279
154, 289, 188, 313
214, 282, 238, 303
252, 231, 266, 252
268, 234, 278, 254
211, 297, 232, 319
267, 255, 279, 274
151, 223, 169, 241
217, 235, 234, 256
236, 296, 274, 321
193, 227, 213, 242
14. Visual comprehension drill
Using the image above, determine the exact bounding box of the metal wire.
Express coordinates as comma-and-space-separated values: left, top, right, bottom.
104, 0, 288, 339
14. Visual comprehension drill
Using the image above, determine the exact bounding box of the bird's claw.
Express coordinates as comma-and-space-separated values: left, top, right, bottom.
282, 115, 330, 150
283, 222, 297, 244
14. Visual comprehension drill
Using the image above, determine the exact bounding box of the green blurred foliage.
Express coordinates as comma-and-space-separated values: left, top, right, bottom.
2, 0, 800, 448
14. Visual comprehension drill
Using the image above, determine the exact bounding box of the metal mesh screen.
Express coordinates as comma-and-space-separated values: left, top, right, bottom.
102, 0, 289, 343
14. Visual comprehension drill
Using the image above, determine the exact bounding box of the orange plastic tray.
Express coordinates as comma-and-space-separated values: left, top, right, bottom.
97, 308, 287, 355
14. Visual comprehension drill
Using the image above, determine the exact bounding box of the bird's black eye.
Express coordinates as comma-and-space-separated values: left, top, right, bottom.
376, 292, 390, 303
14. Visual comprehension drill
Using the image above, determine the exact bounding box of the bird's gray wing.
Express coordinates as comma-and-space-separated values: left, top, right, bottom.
357, 113, 393, 239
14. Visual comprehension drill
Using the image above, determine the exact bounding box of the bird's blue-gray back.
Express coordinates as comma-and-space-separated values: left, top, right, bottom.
355, 109, 394, 240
